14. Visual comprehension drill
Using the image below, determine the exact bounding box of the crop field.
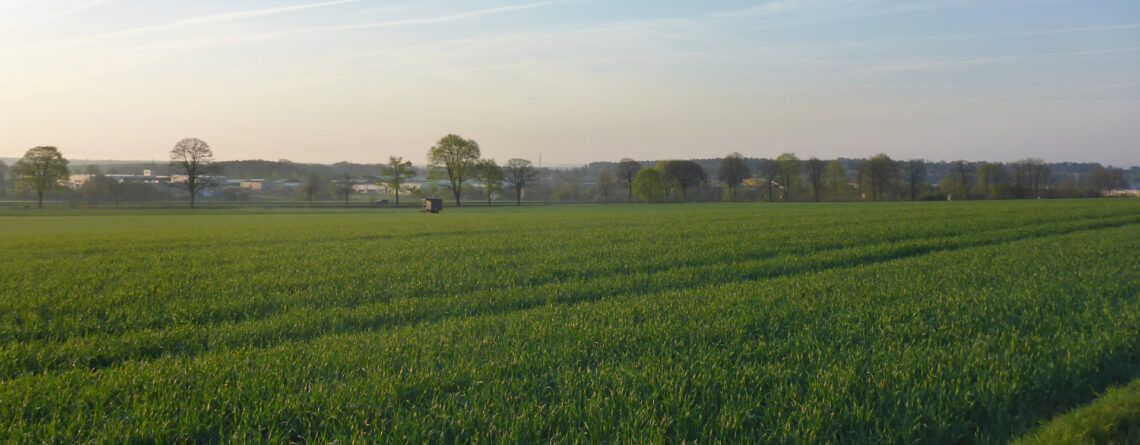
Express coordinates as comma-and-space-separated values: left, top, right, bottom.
1, 200, 1138, 443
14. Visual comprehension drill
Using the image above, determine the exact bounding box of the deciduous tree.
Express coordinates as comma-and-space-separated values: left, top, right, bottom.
380, 156, 416, 206
757, 158, 780, 202
13, 146, 70, 208
477, 159, 504, 206
427, 134, 480, 206
718, 153, 750, 202
336, 173, 353, 207
825, 160, 846, 201
904, 159, 926, 201
1088, 164, 1127, 196
866, 153, 897, 202
504, 158, 538, 206
805, 157, 826, 202
617, 158, 642, 203
169, 138, 219, 208
303, 173, 323, 206
662, 160, 707, 202
775, 153, 800, 201
596, 169, 615, 203
632, 168, 665, 203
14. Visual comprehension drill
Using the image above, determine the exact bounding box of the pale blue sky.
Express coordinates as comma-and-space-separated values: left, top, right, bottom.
1, 0, 1138, 165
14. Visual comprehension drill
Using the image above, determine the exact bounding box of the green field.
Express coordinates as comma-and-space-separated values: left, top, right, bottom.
1, 201, 1138, 443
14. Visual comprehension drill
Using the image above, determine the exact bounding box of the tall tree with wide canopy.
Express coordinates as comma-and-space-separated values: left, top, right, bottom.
380, 156, 416, 206
718, 153, 750, 202
13, 146, 69, 208
616, 158, 642, 203
503, 158, 538, 206
427, 134, 480, 206
169, 138, 219, 208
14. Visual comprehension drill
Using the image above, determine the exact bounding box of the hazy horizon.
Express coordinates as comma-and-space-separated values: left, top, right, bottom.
2, 0, 1138, 166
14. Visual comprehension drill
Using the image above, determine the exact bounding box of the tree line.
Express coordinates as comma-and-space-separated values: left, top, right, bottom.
2, 136, 1134, 208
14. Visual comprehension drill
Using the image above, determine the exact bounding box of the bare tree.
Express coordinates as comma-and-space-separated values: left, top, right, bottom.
805, 157, 826, 202
616, 158, 642, 203
169, 138, 219, 208
13, 146, 70, 208
757, 158, 780, 202
903, 159, 926, 201
718, 152, 750, 202
380, 156, 416, 207
503, 158, 538, 206
427, 134, 480, 206
303, 173, 323, 206
477, 159, 504, 206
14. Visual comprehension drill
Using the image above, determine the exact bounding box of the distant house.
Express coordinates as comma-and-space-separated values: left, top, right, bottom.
352, 183, 382, 193
65, 174, 95, 189
240, 180, 266, 191
1105, 189, 1140, 197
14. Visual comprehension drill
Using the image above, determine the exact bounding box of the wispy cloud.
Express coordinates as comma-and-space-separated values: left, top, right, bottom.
855, 46, 1140, 73
296, 0, 593, 33
68, 0, 361, 42
37, 0, 122, 22
982, 22, 1140, 38
709, 0, 962, 20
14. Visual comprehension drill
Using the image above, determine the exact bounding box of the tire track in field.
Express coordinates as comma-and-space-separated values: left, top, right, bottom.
3, 223, 1138, 445
0, 207, 1113, 347
1, 215, 1136, 381
0, 208, 990, 344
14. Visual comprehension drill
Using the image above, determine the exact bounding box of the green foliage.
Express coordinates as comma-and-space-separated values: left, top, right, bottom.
632, 168, 665, 203
718, 153, 750, 202
12, 146, 70, 207
1015, 378, 1140, 445
0, 201, 1138, 442
427, 134, 481, 206
379, 156, 415, 206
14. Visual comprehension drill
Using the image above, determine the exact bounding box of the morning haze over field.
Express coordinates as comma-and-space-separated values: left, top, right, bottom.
1, 0, 1138, 165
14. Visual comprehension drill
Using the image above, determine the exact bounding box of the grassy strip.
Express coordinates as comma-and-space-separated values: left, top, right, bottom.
1014, 378, 1140, 445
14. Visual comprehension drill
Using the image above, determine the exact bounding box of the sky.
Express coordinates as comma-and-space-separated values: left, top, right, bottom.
0, 0, 1138, 166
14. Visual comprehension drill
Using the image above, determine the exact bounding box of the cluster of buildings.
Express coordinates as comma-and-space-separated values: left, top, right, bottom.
64, 170, 446, 198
